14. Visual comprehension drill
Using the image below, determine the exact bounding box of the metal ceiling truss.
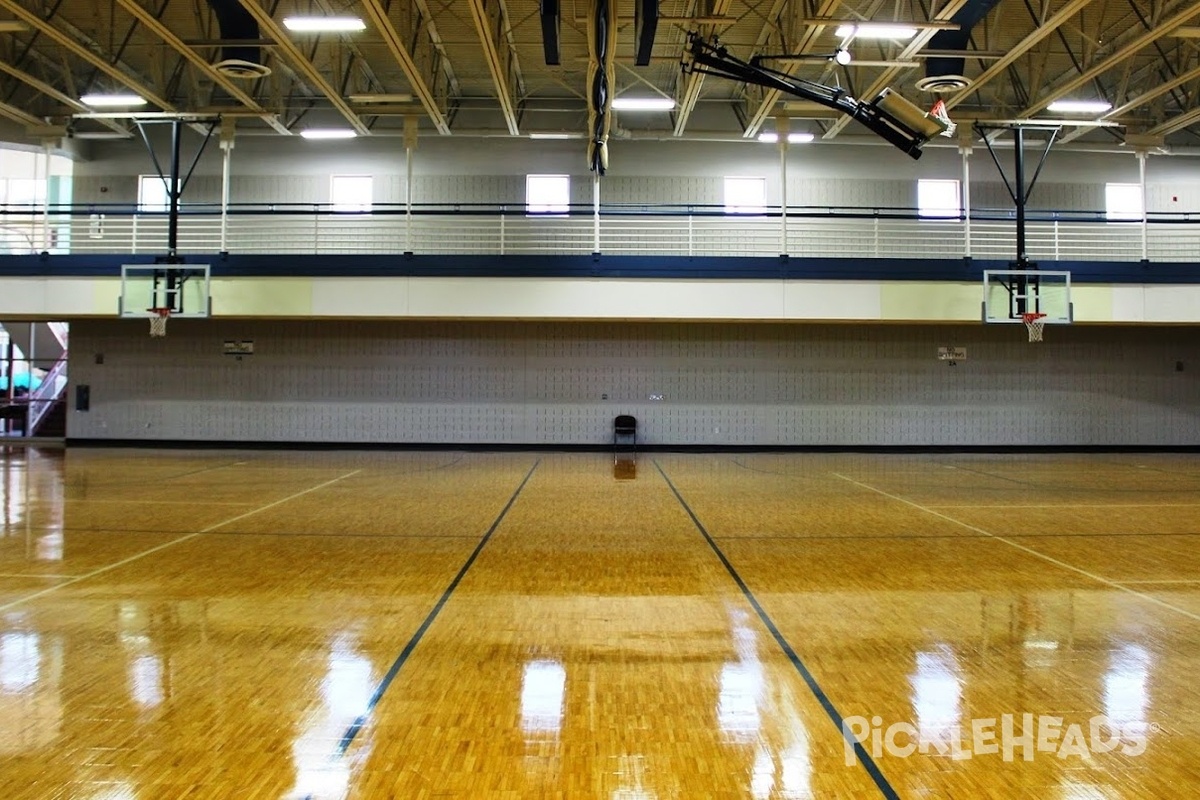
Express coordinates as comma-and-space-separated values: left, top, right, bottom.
236, 0, 368, 134
672, 0, 734, 137
820, 0, 973, 141
0, 0, 174, 109
468, 0, 524, 135
114, 0, 289, 134
359, 0, 454, 135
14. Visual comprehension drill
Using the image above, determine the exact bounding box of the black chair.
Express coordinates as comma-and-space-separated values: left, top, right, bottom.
613, 414, 637, 454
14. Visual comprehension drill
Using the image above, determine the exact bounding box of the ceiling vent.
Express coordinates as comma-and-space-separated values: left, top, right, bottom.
915, 74, 971, 92
205, 0, 271, 79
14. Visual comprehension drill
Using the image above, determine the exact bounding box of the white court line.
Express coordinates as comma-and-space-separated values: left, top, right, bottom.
1118, 579, 1200, 586
928, 503, 1200, 509
32, 499, 259, 507
0, 573, 76, 580
0, 469, 362, 613
832, 473, 1200, 624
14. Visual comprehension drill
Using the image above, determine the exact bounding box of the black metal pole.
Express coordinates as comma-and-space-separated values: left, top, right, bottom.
168, 119, 182, 258
1013, 127, 1028, 315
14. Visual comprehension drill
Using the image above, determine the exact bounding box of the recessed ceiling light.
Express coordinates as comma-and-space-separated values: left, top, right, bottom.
300, 128, 358, 139
283, 16, 366, 33
758, 132, 816, 144
1046, 99, 1112, 114
611, 97, 676, 111
836, 24, 918, 40
80, 93, 147, 107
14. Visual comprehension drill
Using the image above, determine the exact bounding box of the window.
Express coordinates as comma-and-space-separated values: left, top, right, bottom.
724, 176, 766, 214
1106, 183, 1142, 221
2, 179, 46, 209
526, 174, 570, 214
331, 175, 373, 212
917, 179, 960, 219
138, 175, 172, 212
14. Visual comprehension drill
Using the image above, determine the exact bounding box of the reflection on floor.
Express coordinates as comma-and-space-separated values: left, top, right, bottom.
0, 447, 1198, 799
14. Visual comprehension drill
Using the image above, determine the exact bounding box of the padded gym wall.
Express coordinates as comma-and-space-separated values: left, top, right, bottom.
67, 319, 1199, 447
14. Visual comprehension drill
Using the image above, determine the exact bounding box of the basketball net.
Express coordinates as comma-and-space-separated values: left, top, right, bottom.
1022, 312, 1046, 343
149, 308, 171, 338
929, 99, 956, 137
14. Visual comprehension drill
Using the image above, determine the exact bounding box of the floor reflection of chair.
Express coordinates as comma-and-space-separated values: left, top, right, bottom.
613, 457, 637, 480
613, 414, 638, 477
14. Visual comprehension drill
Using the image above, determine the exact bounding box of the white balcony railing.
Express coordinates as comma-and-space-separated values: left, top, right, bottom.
2, 204, 1196, 263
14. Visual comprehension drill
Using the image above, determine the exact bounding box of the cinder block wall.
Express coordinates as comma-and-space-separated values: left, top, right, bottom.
66, 319, 1200, 446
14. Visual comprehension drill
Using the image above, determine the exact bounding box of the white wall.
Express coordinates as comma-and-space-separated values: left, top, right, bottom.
67, 319, 1200, 447
66, 133, 1200, 213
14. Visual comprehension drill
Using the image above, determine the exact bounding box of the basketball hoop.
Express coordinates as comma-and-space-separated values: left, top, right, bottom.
929, 99, 956, 137
1022, 312, 1047, 342
148, 307, 171, 337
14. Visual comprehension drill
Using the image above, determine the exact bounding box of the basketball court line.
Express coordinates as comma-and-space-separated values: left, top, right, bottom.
711, 530, 1200, 541
1118, 579, 1200, 585
0, 572, 76, 580
162, 460, 250, 480
655, 460, 901, 800
0, 469, 362, 613
336, 458, 541, 756
45, 499, 259, 506
927, 502, 1200, 508
832, 473, 1200, 624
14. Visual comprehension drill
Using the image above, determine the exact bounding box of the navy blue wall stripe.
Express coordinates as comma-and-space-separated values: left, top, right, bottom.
654, 460, 902, 800
336, 458, 540, 755
0, 252, 1194, 283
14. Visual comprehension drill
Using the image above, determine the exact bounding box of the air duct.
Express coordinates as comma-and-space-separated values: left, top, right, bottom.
540, 0, 561, 65
205, 0, 271, 79
917, 0, 1004, 92
634, 0, 658, 66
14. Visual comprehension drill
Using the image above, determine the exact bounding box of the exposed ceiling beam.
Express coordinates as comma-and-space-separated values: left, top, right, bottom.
1147, 105, 1200, 137
467, 0, 520, 135
821, 1, 972, 141
737, 0, 845, 138
0, 0, 173, 109
800, 18, 961, 30
0, 99, 44, 128
944, 0, 1098, 111
115, 0, 289, 135
0, 59, 129, 136
360, 0, 451, 135
1018, 3, 1200, 118
1059, 59, 1200, 144
672, 0, 734, 137
235, 0, 368, 134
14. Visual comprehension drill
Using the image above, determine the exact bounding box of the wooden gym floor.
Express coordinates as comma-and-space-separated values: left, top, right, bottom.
1, 447, 1198, 799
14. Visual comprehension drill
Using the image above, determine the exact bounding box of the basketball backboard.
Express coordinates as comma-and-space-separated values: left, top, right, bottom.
119, 264, 211, 318
983, 269, 1071, 325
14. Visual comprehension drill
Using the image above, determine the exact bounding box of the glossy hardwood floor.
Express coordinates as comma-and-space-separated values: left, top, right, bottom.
1, 446, 1198, 799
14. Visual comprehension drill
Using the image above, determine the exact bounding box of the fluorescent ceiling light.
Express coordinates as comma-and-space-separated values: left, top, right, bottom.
300, 128, 358, 140
347, 94, 413, 103
611, 97, 676, 111
529, 133, 571, 139
836, 24, 918, 40
758, 132, 816, 143
1046, 99, 1112, 114
282, 16, 366, 32
80, 93, 147, 107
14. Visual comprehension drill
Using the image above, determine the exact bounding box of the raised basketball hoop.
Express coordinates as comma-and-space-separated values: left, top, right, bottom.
1022, 312, 1047, 342
929, 99, 956, 137
148, 307, 171, 338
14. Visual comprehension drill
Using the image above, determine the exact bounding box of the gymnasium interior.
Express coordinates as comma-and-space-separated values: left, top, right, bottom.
1, 0, 1199, 798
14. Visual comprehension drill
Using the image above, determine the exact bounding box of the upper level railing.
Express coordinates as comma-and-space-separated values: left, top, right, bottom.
2, 202, 1198, 262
